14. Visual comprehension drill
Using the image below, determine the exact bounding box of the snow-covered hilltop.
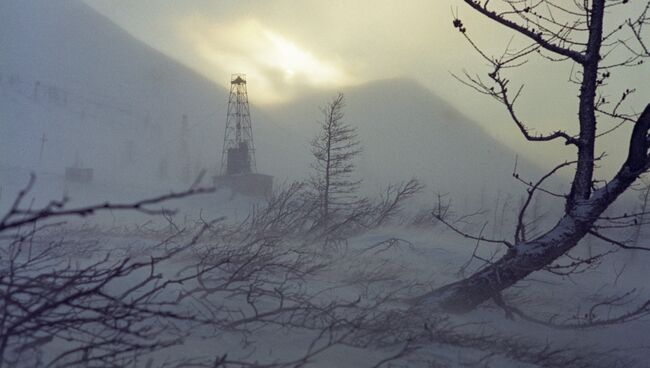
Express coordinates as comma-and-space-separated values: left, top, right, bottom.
1, 0, 540, 207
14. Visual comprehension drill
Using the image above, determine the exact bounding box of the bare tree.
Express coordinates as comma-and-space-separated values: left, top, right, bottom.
2, 171, 634, 367
632, 177, 650, 244
0, 175, 217, 367
369, 178, 423, 228
418, 0, 650, 313
310, 93, 363, 228
2, 176, 428, 367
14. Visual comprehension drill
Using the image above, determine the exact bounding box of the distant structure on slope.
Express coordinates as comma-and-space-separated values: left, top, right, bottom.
65, 152, 93, 184
220, 74, 256, 175
215, 74, 272, 197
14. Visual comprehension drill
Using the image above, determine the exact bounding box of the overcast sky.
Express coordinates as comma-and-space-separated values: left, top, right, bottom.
83, 0, 649, 175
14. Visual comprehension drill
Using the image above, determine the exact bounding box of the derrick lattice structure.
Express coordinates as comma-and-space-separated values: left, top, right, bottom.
220, 74, 256, 175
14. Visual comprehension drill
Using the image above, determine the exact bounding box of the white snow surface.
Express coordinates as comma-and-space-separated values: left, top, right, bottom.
1, 1, 650, 367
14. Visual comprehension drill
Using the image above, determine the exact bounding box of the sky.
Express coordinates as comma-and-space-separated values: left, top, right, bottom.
83, 0, 649, 176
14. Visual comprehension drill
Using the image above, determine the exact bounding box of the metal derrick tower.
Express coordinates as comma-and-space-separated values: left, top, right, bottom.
220, 74, 256, 175
215, 74, 273, 198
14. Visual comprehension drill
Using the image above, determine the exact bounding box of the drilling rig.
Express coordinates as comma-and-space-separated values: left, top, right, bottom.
215, 74, 272, 197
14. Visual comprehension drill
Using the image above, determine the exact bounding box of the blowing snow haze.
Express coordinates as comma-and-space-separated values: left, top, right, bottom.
1, 0, 538, 207
3, 1, 650, 368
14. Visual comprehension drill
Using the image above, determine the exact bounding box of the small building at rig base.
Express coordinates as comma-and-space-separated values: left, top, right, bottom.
65, 153, 93, 184
214, 74, 273, 198
65, 167, 93, 183
214, 172, 273, 198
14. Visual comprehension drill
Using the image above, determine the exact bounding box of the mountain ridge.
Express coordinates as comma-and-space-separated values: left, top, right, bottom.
262, 77, 538, 204
1, 0, 542, 208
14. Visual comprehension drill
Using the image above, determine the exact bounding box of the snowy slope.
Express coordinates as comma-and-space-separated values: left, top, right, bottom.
1, 0, 547, 212
264, 78, 545, 207
0, 0, 291, 191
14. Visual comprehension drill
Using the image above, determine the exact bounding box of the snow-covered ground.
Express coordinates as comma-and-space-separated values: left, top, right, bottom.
2, 173, 649, 367
2, 1, 649, 366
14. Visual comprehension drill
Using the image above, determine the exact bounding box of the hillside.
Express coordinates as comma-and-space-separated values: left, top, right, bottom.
264, 78, 542, 207
0, 0, 290, 192
1, 0, 543, 212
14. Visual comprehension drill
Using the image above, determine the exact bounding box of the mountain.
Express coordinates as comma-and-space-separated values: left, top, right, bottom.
264, 78, 538, 207
0, 0, 540, 210
0, 0, 290, 190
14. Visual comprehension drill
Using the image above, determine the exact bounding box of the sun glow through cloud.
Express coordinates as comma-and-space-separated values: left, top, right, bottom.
181, 17, 351, 104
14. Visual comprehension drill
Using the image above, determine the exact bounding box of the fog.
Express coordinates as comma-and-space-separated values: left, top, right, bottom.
1, 1, 650, 367
84, 0, 650, 176
0, 0, 547, 209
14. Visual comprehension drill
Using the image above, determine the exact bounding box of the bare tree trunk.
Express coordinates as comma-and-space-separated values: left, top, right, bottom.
417, 0, 650, 313
420, 104, 650, 313
633, 182, 650, 245
310, 93, 361, 229
324, 123, 332, 226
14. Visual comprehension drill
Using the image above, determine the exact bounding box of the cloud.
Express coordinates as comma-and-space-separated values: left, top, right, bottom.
84, 0, 650, 175
179, 16, 353, 104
